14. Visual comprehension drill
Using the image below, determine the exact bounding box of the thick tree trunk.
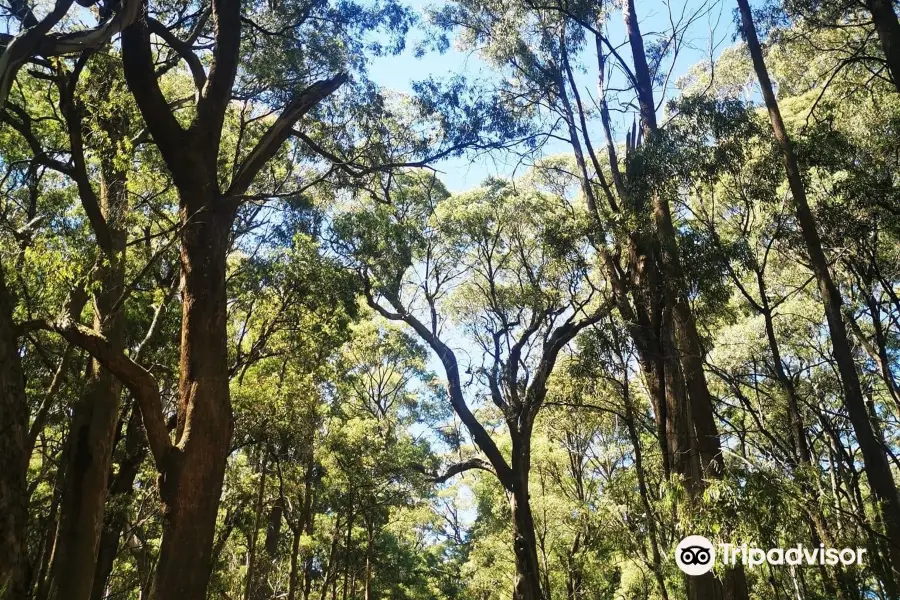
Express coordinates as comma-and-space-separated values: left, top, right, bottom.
149, 198, 235, 600
90, 285, 171, 600
48, 161, 127, 600
620, 2, 751, 596
736, 0, 900, 583
510, 487, 542, 600
0, 264, 28, 600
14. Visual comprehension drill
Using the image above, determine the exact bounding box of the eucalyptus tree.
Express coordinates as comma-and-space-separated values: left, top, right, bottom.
335, 172, 611, 600
734, 0, 900, 582
0, 255, 28, 598
5, 0, 414, 595
0, 41, 181, 598
429, 0, 757, 595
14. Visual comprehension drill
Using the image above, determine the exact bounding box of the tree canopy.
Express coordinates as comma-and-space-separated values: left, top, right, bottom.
2, 0, 900, 598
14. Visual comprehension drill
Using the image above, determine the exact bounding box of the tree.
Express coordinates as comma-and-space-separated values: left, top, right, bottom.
336, 172, 612, 599
734, 0, 900, 583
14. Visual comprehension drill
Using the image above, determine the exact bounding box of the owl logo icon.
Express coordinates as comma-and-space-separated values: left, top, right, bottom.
676, 535, 716, 576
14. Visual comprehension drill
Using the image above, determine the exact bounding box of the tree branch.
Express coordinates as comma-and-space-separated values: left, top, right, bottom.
196, 0, 241, 147
412, 458, 495, 483
147, 16, 207, 92
363, 283, 515, 487
122, 4, 191, 185
527, 299, 613, 420
0, 0, 74, 110
227, 74, 348, 197
19, 319, 173, 469
0, 0, 142, 110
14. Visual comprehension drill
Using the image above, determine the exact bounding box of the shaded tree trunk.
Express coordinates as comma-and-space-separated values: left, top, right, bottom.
510, 434, 543, 600
0, 264, 28, 600
89, 404, 148, 600
287, 526, 301, 600
866, 0, 900, 91
33, 463, 66, 600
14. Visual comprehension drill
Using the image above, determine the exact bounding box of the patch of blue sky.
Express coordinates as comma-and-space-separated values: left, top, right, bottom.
368, 0, 741, 193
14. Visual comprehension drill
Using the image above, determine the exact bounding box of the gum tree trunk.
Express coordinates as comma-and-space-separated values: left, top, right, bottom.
0, 264, 28, 600
150, 197, 235, 600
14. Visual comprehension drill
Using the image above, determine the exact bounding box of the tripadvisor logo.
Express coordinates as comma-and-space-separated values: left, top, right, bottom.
675, 535, 867, 575
675, 536, 716, 576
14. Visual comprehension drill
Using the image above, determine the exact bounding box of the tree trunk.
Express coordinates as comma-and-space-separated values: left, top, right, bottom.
287, 526, 302, 600
90, 404, 147, 600
510, 488, 542, 600
302, 457, 316, 600
341, 498, 354, 600
149, 197, 235, 600
319, 516, 341, 600
754, 273, 853, 600
564, 533, 582, 600
866, 0, 900, 91
48, 158, 128, 600
363, 519, 374, 600
622, 373, 669, 600
0, 264, 28, 600
620, 2, 751, 596
33, 464, 66, 600
510, 434, 542, 600
735, 0, 900, 583
244, 451, 268, 600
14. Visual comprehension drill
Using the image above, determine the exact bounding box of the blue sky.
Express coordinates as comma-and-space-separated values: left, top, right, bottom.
367, 0, 739, 191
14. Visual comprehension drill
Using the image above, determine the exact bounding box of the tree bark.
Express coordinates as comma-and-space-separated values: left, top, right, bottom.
866, 0, 900, 91
149, 198, 235, 600
0, 263, 28, 600
89, 404, 148, 600
619, 3, 750, 596
510, 485, 542, 600
510, 433, 543, 600
287, 526, 302, 600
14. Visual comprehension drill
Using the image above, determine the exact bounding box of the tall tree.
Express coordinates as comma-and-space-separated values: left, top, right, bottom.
734, 0, 900, 582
